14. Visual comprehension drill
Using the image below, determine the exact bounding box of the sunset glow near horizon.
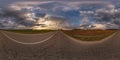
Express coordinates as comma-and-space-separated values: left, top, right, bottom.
0, 0, 120, 30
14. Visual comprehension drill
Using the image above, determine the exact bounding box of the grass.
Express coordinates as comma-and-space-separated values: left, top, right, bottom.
3, 29, 55, 34
63, 29, 117, 41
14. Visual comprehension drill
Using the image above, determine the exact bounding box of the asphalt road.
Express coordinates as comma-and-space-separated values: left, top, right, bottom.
1, 31, 57, 44
0, 31, 120, 60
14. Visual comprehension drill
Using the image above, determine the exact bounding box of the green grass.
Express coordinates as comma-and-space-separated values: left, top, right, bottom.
4, 30, 55, 34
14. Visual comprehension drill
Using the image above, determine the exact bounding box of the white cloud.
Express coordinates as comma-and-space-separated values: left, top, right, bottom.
93, 24, 106, 29
106, 23, 119, 29
80, 16, 90, 25
1, 1, 120, 30
96, 4, 119, 14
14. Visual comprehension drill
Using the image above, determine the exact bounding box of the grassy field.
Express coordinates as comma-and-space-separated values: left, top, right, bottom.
3, 30, 55, 34
63, 29, 117, 41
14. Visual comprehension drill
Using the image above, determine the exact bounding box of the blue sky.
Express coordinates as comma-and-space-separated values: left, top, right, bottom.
0, 0, 120, 29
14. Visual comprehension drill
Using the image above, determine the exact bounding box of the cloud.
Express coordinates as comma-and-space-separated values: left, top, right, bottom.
92, 23, 120, 29
0, 17, 29, 29
33, 15, 71, 30
80, 16, 90, 25
2, 1, 78, 29
92, 24, 107, 29
0, 4, 48, 29
0, 1, 120, 30
0, 7, 36, 29
94, 4, 120, 29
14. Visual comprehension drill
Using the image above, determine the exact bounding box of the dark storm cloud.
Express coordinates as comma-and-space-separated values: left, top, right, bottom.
0, 8, 26, 26
0, 8, 22, 29
0, 7, 47, 29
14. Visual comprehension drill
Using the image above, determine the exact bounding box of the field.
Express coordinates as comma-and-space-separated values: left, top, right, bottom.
3, 30, 55, 34
0, 29, 120, 60
63, 29, 117, 41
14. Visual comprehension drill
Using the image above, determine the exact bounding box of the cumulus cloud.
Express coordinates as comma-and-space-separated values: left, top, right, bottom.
93, 24, 106, 29
0, 1, 76, 30
0, 4, 48, 29
94, 4, 120, 29
33, 15, 71, 30
0, 1, 120, 30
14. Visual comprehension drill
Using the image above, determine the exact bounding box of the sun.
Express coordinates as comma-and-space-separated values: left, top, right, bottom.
32, 18, 58, 30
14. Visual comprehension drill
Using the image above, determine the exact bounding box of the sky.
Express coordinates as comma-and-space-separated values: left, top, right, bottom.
0, 0, 120, 30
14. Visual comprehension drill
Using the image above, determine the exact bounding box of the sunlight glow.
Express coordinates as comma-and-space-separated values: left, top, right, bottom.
32, 18, 58, 30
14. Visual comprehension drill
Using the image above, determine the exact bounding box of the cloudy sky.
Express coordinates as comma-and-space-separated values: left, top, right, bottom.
0, 0, 120, 30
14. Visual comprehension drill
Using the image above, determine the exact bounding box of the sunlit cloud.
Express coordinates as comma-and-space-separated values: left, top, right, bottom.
93, 24, 106, 29
0, 1, 120, 30
32, 15, 71, 30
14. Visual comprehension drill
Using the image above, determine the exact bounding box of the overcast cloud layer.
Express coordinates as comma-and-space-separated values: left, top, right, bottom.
0, 0, 120, 30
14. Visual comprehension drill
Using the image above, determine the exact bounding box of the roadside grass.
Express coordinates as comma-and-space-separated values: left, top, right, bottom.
63, 30, 117, 41
3, 30, 55, 34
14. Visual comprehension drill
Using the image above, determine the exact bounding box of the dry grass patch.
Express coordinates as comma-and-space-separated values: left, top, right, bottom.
4, 30, 55, 34
63, 29, 117, 41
